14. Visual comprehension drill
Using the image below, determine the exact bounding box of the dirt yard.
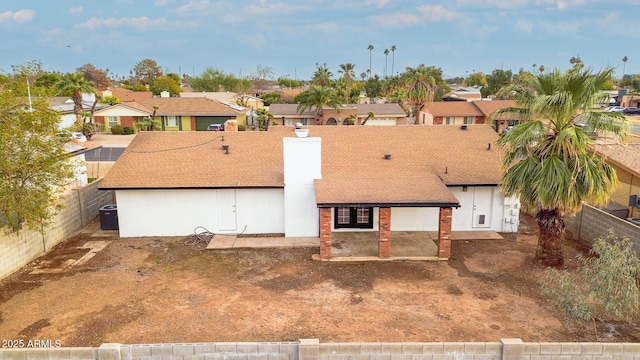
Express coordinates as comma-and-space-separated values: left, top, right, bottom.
0, 213, 638, 346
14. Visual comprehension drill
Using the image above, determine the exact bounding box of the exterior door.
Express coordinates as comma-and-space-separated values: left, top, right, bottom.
217, 189, 237, 231
472, 188, 493, 228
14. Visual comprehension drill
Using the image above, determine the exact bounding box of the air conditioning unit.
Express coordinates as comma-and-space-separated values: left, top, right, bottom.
630, 195, 640, 207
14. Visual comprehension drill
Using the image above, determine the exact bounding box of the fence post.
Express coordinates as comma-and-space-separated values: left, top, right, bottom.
501, 338, 525, 360
98, 343, 121, 360
299, 339, 320, 360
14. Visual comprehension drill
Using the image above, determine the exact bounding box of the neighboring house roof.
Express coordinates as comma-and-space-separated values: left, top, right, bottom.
134, 97, 245, 117
356, 103, 405, 116
100, 125, 502, 206
269, 103, 406, 117
181, 91, 263, 103
93, 102, 154, 117
472, 100, 517, 120
103, 87, 153, 102
423, 101, 485, 117
48, 97, 109, 114
595, 142, 640, 178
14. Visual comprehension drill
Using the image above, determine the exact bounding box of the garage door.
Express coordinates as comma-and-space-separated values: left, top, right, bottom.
195, 116, 228, 131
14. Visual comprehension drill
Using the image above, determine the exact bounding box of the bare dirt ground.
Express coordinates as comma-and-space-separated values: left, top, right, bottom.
1, 213, 638, 346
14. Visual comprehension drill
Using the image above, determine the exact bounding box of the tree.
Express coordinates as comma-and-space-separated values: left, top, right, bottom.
361, 111, 375, 125
250, 65, 274, 95
402, 65, 442, 117
391, 45, 397, 77
77, 64, 111, 91
367, 44, 374, 79
255, 108, 273, 131
260, 91, 283, 106
0, 77, 73, 232
311, 63, 333, 88
364, 74, 382, 99
384, 48, 389, 78
296, 86, 341, 123
465, 72, 487, 87
569, 56, 584, 72
338, 63, 356, 103
540, 231, 639, 340
190, 68, 251, 93
622, 56, 628, 83
132, 58, 163, 85
493, 67, 630, 266
150, 75, 181, 96
481, 69, 512, 98
102, 95, 120, 105
34, 72, 63, 90
56, 72, 95, 128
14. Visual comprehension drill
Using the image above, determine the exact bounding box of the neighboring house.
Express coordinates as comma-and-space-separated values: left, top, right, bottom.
620, 93, 640, 108
49, 95, 109, 130
418, 100, 517, 133
94, 97, 246, 131
269, 103, 407, 126
99, 125, 520, 260
594, 141, 640, 219
446, 86, 483, 101
181, 91, 265, 110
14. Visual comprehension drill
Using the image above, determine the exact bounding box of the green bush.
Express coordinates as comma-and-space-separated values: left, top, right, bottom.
110, 125, 123, 135
238, 124, 246, 131
123, 126, 135, 135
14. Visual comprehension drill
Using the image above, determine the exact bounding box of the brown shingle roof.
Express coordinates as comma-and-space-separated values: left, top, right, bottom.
595, 143, 640, 177
134, 97, 244, 116
423, 101, 484, 117
100, 125, 502, 205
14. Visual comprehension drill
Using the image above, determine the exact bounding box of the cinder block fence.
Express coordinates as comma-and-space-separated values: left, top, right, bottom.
2, 339, 640, 360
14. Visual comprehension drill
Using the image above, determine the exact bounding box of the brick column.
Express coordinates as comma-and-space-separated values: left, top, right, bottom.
437, 207, 452, 258
319, 208, 332, 259
378, 207, 391, 258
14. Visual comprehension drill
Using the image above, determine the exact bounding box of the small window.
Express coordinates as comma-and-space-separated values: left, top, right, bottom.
464, 116, 473, 124
107, 116, 118, 127
164, 116, 178, 127
326, 118, 338, 125
334, 207, 373, 229
478, 214, 486, 225
301, 118, 308, 125
445, 116, 455, 125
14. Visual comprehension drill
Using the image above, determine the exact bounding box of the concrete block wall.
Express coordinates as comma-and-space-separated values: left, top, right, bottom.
0, 180, 114, 280
565, 204, 640, 254
2, 340, 640, 360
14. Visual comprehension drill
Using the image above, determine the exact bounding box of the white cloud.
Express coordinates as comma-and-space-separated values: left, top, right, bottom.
69, 7, 83, 14
369, 12, 421, 28
596, 12, 619, 27
535, 0, 588, 10
416, 5, 459, 21
170, 0, 212, 16
75, 16, 169, 30
154, 0, 174, 6
455, 0, 529, 9
365, 0, 393, 7
244, 2, 296, 15
515, 18, 533, 33
0, 9, 36, 24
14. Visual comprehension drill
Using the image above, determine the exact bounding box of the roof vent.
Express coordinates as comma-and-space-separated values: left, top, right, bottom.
294, 128, 309, 138
384, 154, 391, 160
461, 125, 468, 130
222, 144, 229, 154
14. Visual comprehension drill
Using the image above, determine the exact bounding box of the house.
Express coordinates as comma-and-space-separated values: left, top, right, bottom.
446, 86, 483, 101
94, 97, 246, 131
49, 95, 109, 129
268, 103, 408, 126
99, 125, 520, 260
418, 100, 517, 133
594, 140, 640, 219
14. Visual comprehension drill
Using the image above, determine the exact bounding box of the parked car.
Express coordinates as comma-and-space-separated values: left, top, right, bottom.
207, 123, 224, 131
501, 126, 514, 135
622, 107, 640, 115
604, 106, 625, 112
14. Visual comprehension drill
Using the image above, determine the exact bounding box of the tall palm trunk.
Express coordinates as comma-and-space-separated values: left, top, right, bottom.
535, 207, 565, 266
72, 91, 84, 126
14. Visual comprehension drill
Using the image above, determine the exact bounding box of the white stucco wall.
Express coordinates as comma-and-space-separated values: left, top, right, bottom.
364, 119, 396, 126
114, 188, 284, 237
391, 207, 440, 231
283, 136, 322, 237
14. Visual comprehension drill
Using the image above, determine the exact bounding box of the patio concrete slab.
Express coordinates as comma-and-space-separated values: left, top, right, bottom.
426, 231, 503, 240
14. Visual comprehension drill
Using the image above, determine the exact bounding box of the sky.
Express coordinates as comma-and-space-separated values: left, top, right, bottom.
1, 0, 638, 82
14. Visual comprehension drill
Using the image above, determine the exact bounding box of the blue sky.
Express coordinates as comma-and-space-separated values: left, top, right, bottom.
1, 0, 638, 82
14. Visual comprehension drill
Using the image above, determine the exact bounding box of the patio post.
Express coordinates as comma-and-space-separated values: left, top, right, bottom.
437, 207, 452, 258
378, 207, 391, 257
319, 208, 332, 259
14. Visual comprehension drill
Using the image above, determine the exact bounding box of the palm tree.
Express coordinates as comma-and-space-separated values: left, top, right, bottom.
361, 111, 375, 125
493, 67, 630, 266
622, 56, 628, 84
311, 63, 333, 88
296, 86, 341, 124
367, 44, 374, 79
338, 63, 356, 82
384, 49, 390, 78
391, 45, 397, 77
403, 65, 439, 117
56, 72, 95, 128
